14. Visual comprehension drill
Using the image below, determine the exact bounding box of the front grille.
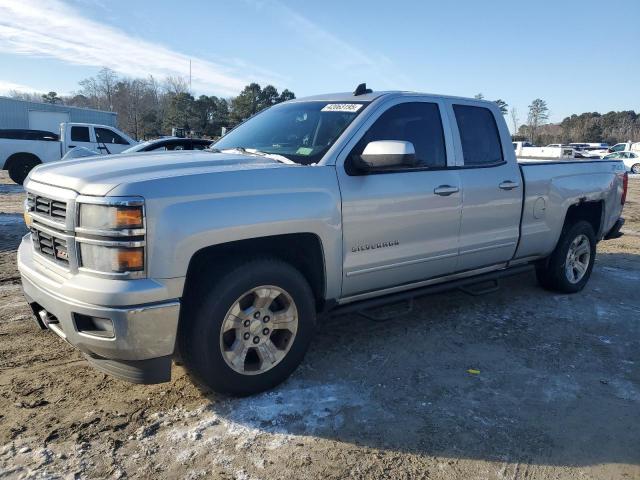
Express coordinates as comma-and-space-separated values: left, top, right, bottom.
27, 193, 67, 223
30, 227, 69, 265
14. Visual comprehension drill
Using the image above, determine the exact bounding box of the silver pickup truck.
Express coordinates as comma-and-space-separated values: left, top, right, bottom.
18, 88, 628, 395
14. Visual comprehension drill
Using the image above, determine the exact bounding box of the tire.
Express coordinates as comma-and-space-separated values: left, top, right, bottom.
535, 220, 596, 293
631, 163, 640, 174
178, 257, 316, 396
8, 157, 40, 185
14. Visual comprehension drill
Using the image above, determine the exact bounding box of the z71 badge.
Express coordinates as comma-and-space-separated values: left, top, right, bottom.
352, 240, 399, 253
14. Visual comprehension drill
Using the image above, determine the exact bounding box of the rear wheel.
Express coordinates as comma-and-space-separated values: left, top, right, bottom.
536, 220, 596, 293
179, 258, 316, 396
8, 157, 40, 185
631, 163, 640, 174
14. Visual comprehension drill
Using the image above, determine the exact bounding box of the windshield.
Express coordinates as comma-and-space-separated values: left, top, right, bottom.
213, 101, 368, 164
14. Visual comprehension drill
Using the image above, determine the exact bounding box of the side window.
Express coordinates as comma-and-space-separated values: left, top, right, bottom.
350, 102, 447, 169
70, 126, 90, 142
95, 128, 128, 145
167, 144, 186, 151
453, 105, 504, 166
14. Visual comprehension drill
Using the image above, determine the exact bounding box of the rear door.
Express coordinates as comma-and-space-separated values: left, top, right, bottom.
66, 125, 96, 153
337, 97, 462, 298
445, 100, 523, 271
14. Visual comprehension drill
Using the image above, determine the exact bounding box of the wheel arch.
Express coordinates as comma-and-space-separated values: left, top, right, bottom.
562, 200, 604, 238
182, 233, 328, 311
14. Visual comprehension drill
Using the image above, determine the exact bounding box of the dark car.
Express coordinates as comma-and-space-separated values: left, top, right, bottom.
122, 137, 213, 153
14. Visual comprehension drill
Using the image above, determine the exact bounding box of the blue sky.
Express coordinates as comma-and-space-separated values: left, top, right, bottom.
0, 0, 638, 124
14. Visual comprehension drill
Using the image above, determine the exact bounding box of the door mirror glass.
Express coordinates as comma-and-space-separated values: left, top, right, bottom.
356, 140, 416, 170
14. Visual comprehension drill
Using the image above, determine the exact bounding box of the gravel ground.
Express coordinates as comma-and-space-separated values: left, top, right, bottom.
0, 171, 639, 479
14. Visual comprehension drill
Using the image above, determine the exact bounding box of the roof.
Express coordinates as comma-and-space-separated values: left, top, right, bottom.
291, 91, 394, 103
291, 90, 498, 106
0, 96, 116, 116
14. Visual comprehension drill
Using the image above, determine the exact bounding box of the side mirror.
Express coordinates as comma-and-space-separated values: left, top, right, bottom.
355, 140, 416, 171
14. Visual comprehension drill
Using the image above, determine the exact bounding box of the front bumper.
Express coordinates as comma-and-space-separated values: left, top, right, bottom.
18, 236, 180, 383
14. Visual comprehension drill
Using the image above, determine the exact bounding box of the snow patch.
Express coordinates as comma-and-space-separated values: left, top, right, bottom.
151, 382, 370, 469
610, 379, 640, 402
601, 266, 640, 281
0, 213, 23, 225
0, 184, 24, 194
542, 376, 580, 402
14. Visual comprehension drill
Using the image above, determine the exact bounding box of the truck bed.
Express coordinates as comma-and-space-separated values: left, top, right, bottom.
514, 159, 625, 261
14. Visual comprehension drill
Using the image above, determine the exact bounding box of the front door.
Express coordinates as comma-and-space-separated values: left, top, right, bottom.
337, 99, 462, 298
94, 127, 132, 154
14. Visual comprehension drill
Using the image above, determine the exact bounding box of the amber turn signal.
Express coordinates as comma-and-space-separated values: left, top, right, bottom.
115, 207, 144, 229
115, 248, 144, 271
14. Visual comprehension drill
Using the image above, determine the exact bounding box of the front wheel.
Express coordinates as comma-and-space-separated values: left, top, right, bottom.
536, 220, 596, 293
179, 258, 316, 396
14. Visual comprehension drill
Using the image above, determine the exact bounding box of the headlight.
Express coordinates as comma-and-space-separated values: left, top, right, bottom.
80, 243, 144, 273
79, 203, 144, 231
76, 197, 146, 278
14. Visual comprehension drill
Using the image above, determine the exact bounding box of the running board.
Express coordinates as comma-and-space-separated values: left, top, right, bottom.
458, 279, 500, 296
329, 264, 533, 317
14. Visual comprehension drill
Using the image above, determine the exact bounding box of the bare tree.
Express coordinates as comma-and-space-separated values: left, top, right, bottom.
8, 90, 42, 102
97, 68, 118, 111
510, 107, 519, 134
164, 76, 190, 96
77, 76, 101, 108
527, 98, 549, 144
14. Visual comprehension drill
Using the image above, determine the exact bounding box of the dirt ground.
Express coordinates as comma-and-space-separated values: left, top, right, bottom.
0, 171, 639, 479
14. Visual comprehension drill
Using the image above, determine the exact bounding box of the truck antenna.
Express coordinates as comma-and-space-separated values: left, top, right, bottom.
353, 83, 372, 96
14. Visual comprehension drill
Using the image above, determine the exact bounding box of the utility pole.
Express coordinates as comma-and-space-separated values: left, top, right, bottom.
189, 59, 192, 94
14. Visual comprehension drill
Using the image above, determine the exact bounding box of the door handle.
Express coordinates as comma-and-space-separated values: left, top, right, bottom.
434, 185, 459, 196
68, 145, 76, 148
499, 180, 520, 190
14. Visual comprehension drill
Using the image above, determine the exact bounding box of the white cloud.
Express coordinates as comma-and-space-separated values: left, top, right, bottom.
0, 80, 45, 94
247, 0, 412, 89
0, 0, 282, 96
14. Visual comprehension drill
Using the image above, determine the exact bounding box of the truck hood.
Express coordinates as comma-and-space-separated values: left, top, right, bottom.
27, 150, 290, 196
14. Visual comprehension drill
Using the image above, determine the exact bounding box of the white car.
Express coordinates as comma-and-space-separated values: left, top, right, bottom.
604, 151, 640, 173
0, 123, 137, 184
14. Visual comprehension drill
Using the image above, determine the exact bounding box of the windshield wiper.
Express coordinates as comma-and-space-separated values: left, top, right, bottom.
219, 147, 294, 164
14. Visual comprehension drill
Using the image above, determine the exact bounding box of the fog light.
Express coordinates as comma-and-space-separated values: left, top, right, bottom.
74, 313, 114, 338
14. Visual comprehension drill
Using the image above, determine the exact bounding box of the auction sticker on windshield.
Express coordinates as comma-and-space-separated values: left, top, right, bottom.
321, 104, 364, 113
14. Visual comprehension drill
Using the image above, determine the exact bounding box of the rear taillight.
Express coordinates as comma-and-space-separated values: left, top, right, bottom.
621, 172, 628, 205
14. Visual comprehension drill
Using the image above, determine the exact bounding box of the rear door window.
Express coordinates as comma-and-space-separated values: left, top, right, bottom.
70, 126, 90, 142
453, 105, 504, 166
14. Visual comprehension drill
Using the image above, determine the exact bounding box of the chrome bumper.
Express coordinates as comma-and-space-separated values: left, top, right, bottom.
18, 236, 180, 383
